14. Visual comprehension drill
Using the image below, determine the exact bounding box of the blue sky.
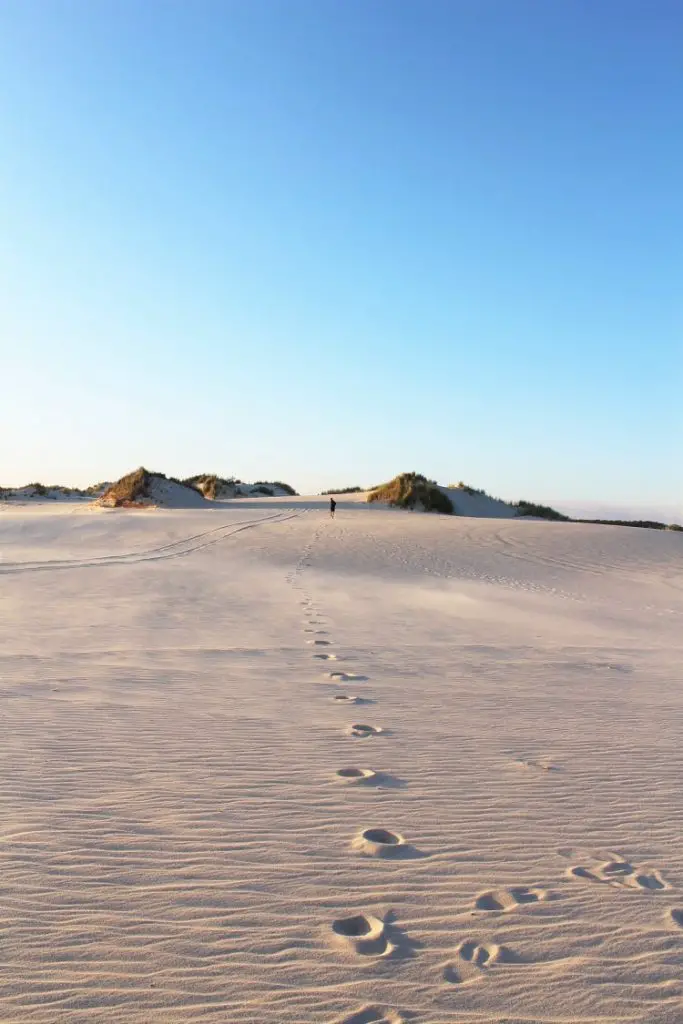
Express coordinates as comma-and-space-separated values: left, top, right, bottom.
1, 0, 681, 514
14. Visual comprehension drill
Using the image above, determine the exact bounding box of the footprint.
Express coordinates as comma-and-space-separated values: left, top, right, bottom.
566, 865, 600, 882
348, 723, 383, 738
475, 886, 548, 912
667, 908, 683, 928
352, 827, 406, 857
625, 869, 668, 891
566, 852, 669, 892
442, 964, 467, 985
444, 939, 505, 983
458, 938, 503, 967
327, 671, 366, 682
599, 859, 635, 880
333, 1006, 405, 1024
307, 639, 332, 646
332, 694, 360, 704
335, 767, 376, 784
331, 913, 395, 957
314, 653, 338, 660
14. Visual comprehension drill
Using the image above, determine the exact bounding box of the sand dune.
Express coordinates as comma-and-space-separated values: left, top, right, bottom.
1, 499, 682, 1022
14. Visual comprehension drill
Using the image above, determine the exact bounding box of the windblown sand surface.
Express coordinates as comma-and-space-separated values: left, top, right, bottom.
1, 497, 682, 1023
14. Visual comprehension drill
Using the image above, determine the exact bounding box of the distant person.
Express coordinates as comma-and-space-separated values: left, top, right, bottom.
329, 497, 337, 518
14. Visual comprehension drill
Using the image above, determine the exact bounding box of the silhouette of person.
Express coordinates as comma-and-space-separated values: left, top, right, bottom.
329, 497, 337, 518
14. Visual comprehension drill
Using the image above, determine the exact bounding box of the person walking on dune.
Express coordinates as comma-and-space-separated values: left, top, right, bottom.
329, 497, 337, 518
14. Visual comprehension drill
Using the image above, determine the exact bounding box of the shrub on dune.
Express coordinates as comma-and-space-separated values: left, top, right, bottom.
322, 486, 363, 495
184, 473, 220, 499
99, 468, 209, 508
184, 476, 297, 498
259, 481, 297, 496
515, 500, 570, 521
450, 481, 488, 496
367, 473, 454, 515
86, 481, 109, 495
98, 467, 151, 506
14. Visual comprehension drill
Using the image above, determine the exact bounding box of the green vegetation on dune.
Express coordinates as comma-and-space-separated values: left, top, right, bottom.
100, 468, 209, 506
450, 481, 489, 496
0, 480, 107, 500
184, 475, 297, 498
514, 500, 570, 521
183, 473, 229, 499
253, 480, 298, 496
368, 473, 454, 515
1, 469, 678, 530
321, 486, 363, 495
99, 467, 150, 506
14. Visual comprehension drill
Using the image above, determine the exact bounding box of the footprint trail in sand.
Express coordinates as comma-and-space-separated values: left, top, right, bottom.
3, 500, 682, 1023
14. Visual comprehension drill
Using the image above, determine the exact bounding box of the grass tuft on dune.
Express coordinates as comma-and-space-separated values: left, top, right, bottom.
368, 473, 454, 515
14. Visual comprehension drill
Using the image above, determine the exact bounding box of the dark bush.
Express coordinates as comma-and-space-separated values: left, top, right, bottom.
254, 481, 297, 495
515, 501, 570, 521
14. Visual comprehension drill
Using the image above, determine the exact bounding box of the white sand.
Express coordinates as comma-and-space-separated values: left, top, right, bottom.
1, 497, 682, 1023
440, 486, 521, 519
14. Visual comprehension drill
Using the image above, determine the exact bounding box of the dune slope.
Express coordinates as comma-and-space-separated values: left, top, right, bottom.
1, 502, 682, 1023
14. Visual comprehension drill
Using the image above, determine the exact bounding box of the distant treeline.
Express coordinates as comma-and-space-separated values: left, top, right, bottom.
575, 519, 683, 531
515, 501, 570, 521
517, 501, 682, 531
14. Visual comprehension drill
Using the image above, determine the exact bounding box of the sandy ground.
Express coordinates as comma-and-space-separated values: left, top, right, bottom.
1, 498, 683, 1023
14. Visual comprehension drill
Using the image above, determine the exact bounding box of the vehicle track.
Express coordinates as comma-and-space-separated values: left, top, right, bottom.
0, 508, 305, 575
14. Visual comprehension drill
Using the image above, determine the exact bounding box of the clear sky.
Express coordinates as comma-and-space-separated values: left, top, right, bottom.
1, 0, 681, 515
